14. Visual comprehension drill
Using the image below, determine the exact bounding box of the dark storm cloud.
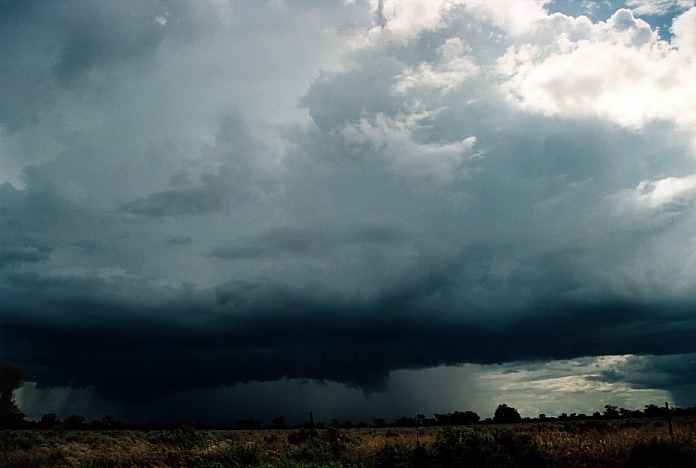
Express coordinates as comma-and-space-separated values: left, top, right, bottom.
121, 182, 229, 217
0, 165, 122, 267
121, 114, 272, 217
0, 0, 171, 131
210, 223, 407, 260
300, 58, 407, 132
51, 7, 165, 86
587, 353, 696, 406
119, 165, 265, 218
592, 353, 696, 388
0, 245, 52, 267
2, 269, 696, 404
0, 177, 88, 260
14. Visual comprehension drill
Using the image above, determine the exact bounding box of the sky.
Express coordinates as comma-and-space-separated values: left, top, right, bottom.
2, 0, 696, 425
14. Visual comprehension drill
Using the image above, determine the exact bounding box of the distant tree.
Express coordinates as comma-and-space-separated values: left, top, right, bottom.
450, 411, 480, 425
272, 416, 288, 429
493, 404, 522, 424
39, 413, 61, 429
89, 414, 119, 430
603, 405, 619, 419
434, 413, 451, 426
341, 420, 354, 429
422, 417, 437, 426
644, 404, 666, 418
393, 416, 416, 427
0, 362, 25, 429
63, 414, 86, 430
372, 418, 387, 428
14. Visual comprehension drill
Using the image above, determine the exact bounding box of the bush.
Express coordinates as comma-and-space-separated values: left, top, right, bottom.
492, 429, 545, 468
625, 438, 696, 467
322, 426, 351, 459
374, 443, 412, 468
428, 427, 546, 468
288, 428, 313, 445
0, 431, 45, 450
430, 427, 498, 467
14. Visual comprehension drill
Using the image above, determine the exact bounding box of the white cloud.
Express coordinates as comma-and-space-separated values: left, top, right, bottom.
635, 173, 696, 208
462, 0, 551, 37
498, 8, 696, 131
341, 112, 479, 183
366, 0, 461, 41
476, 355, 671, 417
154, 13, 168, 27
671, 6, 696, 55
614, 173, 696, 226
394, 38, 480, 93
627, 0, 695, 16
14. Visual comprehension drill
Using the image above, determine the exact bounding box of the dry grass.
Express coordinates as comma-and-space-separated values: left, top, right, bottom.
532, 418, 696, 467
1, 417, 695, 467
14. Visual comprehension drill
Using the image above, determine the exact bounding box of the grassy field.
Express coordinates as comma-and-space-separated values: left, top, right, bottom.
2, 417, 696, 467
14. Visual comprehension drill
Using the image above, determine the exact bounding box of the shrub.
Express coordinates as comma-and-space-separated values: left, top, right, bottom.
492, 429, 546, 468
288, 428, 313, 445
428, 427, 546, 468
321, 426, 351, 459
430, 427, 498, 467
411, 444, 429, 468
374, 443, 412, 468
624, 438, 696, 468
0, 431, 45, 450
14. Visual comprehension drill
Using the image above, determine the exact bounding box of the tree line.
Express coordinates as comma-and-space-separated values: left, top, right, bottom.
2, 362, 694, 430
